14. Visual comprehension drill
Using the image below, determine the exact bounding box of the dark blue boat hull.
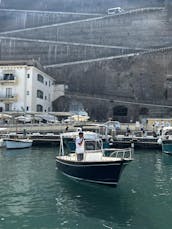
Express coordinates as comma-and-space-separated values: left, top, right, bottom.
56, 157, 131, 186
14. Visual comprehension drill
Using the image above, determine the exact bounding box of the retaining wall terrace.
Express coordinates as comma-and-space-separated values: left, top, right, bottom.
0, 11, 94, 32
6, 9, 171, 49
0, 38, 137, 65
0, 0, 165, 13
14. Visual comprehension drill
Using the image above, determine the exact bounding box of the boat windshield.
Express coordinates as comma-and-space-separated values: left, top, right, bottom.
85, 140, 102, 151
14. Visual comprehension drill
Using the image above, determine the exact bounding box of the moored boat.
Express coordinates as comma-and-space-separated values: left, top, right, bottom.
5, 138, 33, 149
56, 133, 133, 186
113, 131, 159, 149
158, 127, 172, 154
162, 139, 172, 155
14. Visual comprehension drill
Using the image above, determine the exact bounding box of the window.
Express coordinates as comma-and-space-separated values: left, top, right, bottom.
6, 88, 12, 98
27, 74, 30, 78
5, 103, 12, 111
26, 106, 29, 111
4, 73, 14, 80
45, 81, 47, 86
37, 90, 43, 99
27, 91, 30, 95
37, 74, 44, 83
36, 104, 43, 112
45, 96, 47, 100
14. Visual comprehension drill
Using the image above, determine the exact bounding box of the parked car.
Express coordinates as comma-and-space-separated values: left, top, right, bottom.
107, 7, 124, 15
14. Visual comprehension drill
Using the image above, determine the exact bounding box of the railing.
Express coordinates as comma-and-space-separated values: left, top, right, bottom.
0, 95, 17, 101
58, 147, 133, 161
0, 76, 16, 84
103, 148, 133, 160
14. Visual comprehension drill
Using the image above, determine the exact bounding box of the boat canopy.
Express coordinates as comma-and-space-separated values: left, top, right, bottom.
60, 131, 100, 140
162, 127, 172, 136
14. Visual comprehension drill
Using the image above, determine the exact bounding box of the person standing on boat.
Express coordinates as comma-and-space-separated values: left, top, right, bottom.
75, 131, 85, 161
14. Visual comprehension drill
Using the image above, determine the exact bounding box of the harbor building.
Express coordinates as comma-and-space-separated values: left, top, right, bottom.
0, 60, 64, 113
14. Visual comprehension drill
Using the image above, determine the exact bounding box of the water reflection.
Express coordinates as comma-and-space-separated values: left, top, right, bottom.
162, 153, 172, 166
1, 148, 172, 229
0, 148, 33, 216
0, 147, 57, 217
55, 172, 135, 228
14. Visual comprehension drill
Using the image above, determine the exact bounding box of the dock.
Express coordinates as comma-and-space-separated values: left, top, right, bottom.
0, 122, 162, 149
111, 139, 161, 150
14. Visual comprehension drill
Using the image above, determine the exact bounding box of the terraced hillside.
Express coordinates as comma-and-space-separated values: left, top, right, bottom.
0, 0, 165, 13
0, 0, 172, 121
0, 10, 97, 32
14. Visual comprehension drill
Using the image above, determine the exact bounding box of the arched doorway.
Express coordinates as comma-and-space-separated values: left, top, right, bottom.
139, 107, 149, 116
113, 106, 128, 122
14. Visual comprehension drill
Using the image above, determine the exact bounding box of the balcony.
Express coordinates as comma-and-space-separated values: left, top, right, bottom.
0, 74, 17, 85
0, 95, 17, 102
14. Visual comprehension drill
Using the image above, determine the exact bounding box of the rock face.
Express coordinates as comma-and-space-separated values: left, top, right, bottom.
0, 0, 172, 121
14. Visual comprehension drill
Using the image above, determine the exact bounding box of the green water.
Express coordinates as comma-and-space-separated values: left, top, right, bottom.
0, 147, 172, 229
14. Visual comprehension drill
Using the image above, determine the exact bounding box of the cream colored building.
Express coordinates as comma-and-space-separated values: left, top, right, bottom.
0, 60, 64, 112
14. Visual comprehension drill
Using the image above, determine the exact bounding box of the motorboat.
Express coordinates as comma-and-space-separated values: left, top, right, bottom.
5, 138, 33, 149
56, 133, 133, 186
113, 131, 160, 149
0, 128, 7, 148
158, 127, 172, 154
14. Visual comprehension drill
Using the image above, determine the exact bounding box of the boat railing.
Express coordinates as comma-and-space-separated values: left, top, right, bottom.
103, 148, 133, 160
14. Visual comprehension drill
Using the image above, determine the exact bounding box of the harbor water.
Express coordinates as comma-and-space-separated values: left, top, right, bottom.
0, 147, 172, 229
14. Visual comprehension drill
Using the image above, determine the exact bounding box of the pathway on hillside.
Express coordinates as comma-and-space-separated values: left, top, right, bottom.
65, 93, 172, 109
0, 16, 105, 35
0, 7, 164, 35
44, 53, 141, 68
0, 8, 103, 16
44, 46, 172, 68
0, 36, 146, 51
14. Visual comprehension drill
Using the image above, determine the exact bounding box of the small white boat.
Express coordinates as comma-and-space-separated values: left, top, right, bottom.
5, 139, 33, 149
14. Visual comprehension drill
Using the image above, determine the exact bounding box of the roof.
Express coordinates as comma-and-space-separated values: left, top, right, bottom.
162, 127, 172, 131
0, 59, 55, 81
60, 131, 99, 139
0, 59, 42, 68
1, 112, 71, 117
